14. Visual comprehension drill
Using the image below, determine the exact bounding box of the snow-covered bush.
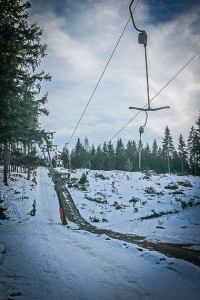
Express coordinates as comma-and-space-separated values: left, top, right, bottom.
89, 216, 100, 222
144, 187, 157, 194
164, 182, 178, 190
94, 192, 107, 203
78, 173, 88, 185
94, 173, 110, 180
177, 180, 193, 188
129, 197, 140, 203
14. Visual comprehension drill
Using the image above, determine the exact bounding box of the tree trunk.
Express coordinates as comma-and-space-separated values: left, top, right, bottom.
167, 150, 170, 173
3, 142, 9, 185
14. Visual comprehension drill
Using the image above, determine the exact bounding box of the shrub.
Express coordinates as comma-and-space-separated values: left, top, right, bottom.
144, 187, 156, 194
164, 182, 178, 190
79, 173, 88, 185
129, 197, 140, 203
177, 180, 193, 188
89, 216, 100, 222
94, 173, 110, 180
181, 201, 187, 209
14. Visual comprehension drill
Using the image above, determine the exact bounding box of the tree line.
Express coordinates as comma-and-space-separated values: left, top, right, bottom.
1, 1, 199, 185
0, 0, 50, 184
58, 115, 200, 175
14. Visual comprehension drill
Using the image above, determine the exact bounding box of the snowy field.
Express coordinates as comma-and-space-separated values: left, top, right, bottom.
0, 167, 200, 299
64, 168, 200, 245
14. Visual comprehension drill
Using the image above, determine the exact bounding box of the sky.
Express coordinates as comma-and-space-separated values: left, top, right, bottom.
29, 0, 200, 151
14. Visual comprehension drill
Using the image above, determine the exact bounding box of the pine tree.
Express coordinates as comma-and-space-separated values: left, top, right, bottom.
102, 142, 109, 170
0, 0, 51, 184
107, 141, 115, 170
162, 126, 175, 173
151, 139, 159, 171
171, 149, 180, 173
95, 145, 103, 170
83, 136, 90, 152
60, 145, 70, 168
188, 126, 199, 175
178, 134, 188, 173
125, 140, 137, 171
115, 138, 126, 170
71, 138, 85, 168
195, 112, 200, 164
143, 143, 151, 170
89, 144, 96, 169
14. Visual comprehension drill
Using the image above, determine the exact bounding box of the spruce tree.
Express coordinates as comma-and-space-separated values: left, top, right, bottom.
115, 138, 126, 170
0, 0, 51, 184
178, 134, 188, 173
188, 126, 199, 175
95, 145, 103, 170
195, 112, 200, 164
125, 140, 137, 171
151, 139, 159, 171
71, 138, 85, 168
60, 145, 70, 168
102, 142, 109, 170
162, 126, 175, 173
143, 143, 151, 170
107, 141, 115, 170
89, 144, 96, 169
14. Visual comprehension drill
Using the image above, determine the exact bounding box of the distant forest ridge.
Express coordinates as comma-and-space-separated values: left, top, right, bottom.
56, 117, 200, 175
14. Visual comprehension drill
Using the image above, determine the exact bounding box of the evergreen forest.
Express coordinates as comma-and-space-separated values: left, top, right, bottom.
58, 118, 200, 176
0, 0, 51, 185
0, 1, 199, 186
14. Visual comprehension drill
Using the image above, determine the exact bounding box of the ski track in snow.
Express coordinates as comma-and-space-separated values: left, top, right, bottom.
0, 167, 200, 299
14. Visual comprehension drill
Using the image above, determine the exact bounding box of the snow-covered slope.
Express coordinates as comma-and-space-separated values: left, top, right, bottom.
0, 167, 200, 300
65, 169, 200, 244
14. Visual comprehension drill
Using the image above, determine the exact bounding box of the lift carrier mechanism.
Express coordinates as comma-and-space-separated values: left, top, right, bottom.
128, 0, 170, 167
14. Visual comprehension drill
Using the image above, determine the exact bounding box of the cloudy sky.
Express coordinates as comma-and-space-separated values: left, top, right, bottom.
29, 0, 200, 151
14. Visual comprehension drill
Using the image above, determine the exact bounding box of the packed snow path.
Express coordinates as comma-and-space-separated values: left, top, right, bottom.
0, 167, 200, 299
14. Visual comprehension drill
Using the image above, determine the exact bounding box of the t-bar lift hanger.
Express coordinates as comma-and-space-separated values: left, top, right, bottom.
128, 0, 170, 112
128, 0, 169, 168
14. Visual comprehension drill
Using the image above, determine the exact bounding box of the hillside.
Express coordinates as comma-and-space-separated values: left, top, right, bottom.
0, 167, 200, 299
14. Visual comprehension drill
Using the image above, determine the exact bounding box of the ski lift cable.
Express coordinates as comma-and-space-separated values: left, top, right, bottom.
67, 0, 140, 146
111, 49, 200, 142
79, 49, 200, 169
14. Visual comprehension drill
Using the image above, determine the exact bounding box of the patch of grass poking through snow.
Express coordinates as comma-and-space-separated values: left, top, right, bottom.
129, 197, 140, 204
112, 201, 123, 210
139, 209, 177, 221
94, 173, 110, 180
89, 216, 100, 222
85, 193, 107, 204
111, 181, 118, 194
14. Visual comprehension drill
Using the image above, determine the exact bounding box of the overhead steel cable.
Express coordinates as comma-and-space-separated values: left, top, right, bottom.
109, 49, 200, 142
67, 0, 140, 145
80, 49, 200, 168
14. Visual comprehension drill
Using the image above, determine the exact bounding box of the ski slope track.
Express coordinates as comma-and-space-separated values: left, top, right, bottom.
0, 167, 200, 299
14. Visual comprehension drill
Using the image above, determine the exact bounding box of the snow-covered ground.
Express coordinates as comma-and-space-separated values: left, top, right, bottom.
65, 169, 200, 245
0, 167, 200, 300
